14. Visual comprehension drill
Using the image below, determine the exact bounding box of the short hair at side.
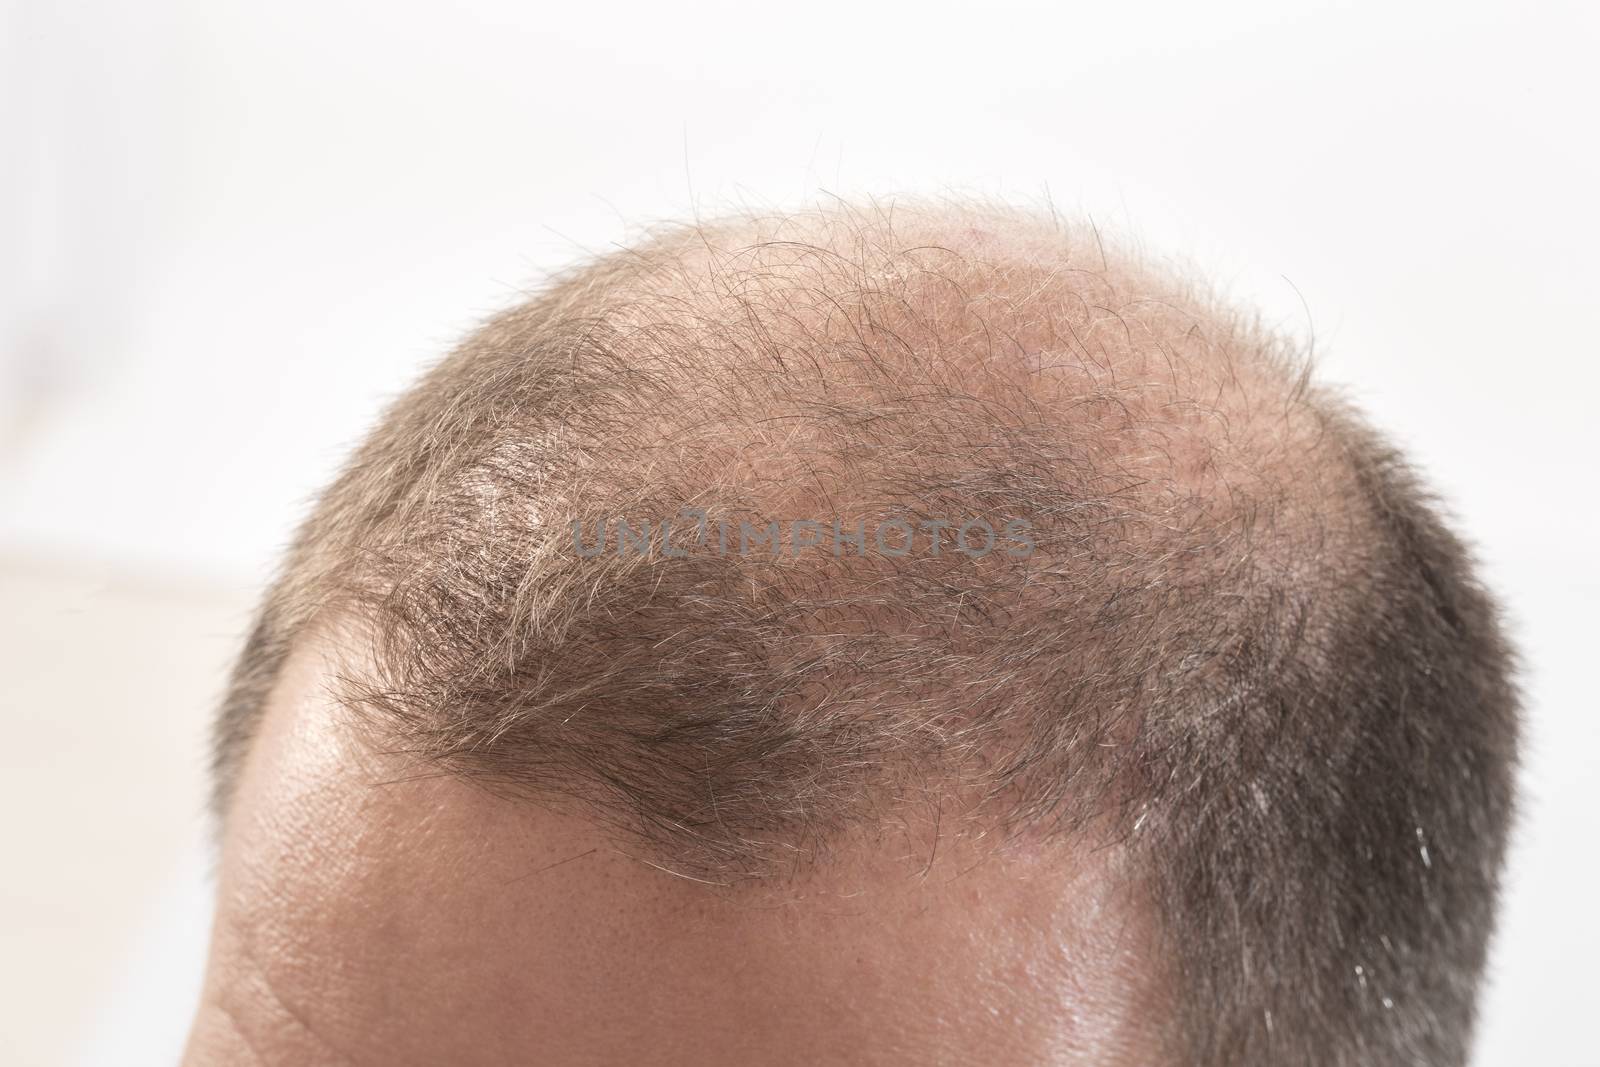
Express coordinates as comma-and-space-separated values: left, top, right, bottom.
212, 200, 1519, 1065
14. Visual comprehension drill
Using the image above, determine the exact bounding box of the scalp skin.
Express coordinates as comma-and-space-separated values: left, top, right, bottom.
199, 200, 1518, 1066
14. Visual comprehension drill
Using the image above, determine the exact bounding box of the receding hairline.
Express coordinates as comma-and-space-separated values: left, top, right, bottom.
215, 200, 1354, 850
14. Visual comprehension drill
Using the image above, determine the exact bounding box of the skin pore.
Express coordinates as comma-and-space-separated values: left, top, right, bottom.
183, 631, 1170, 1066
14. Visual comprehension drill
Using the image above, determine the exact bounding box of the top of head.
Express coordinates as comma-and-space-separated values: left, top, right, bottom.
207, 200, 1518, 1066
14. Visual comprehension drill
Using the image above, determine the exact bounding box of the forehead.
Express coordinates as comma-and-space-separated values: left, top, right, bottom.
198, 633, 1169, 1066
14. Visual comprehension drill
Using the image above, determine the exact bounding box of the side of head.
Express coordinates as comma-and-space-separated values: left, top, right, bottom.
188, 202, 1518, 1066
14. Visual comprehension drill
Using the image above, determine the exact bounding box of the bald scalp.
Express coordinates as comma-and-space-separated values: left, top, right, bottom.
213, 201, 1517, 1065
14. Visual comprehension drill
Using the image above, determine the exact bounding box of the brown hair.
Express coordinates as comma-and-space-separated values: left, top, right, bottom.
213, 201, 1518, 1065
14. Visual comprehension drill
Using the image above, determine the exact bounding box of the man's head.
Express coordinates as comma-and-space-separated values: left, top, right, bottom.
186, 202, 1518, 1065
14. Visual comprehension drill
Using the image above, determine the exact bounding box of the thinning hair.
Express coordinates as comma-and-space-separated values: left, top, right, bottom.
213, 201, 1518, 1066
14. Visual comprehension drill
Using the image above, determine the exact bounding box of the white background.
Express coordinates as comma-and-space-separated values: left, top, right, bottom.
2, 1, 1596, 1063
